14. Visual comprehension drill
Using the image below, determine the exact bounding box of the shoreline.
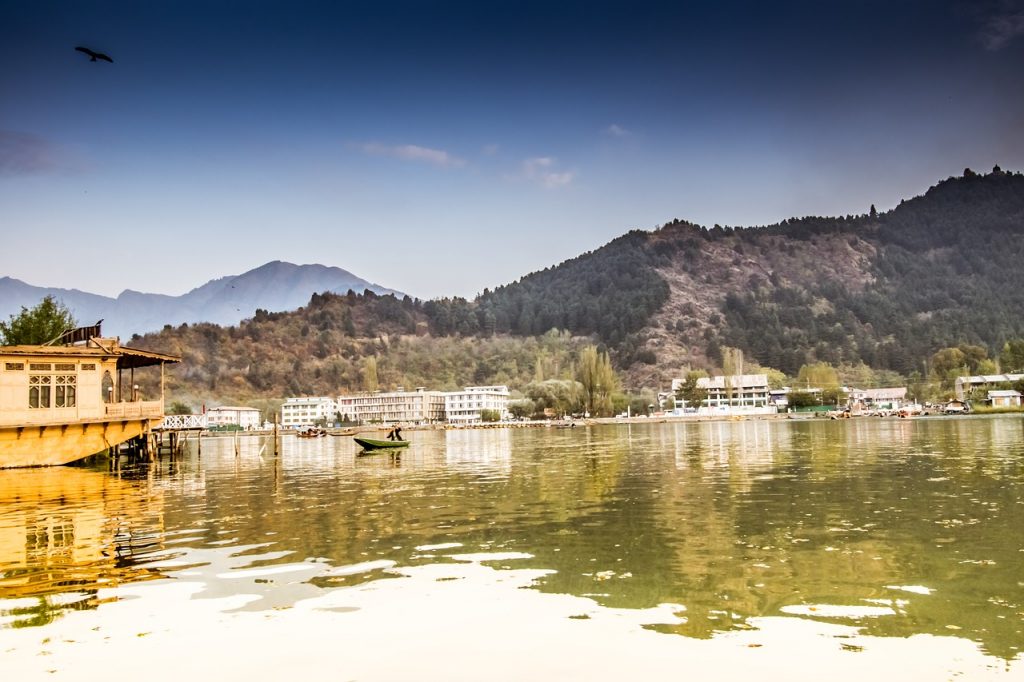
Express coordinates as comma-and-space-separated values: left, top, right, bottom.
192, 410, 1022, 439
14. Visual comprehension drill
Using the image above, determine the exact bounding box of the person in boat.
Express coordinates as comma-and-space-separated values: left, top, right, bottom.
386, 425, 403, 441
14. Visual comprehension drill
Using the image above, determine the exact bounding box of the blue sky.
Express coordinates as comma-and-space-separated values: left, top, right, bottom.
2, 0, 1023, 300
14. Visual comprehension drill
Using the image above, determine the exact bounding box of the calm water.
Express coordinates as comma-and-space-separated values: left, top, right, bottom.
1, 417, 1023, 680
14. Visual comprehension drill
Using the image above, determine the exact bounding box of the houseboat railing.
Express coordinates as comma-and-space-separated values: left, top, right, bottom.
104, 400, 165, 420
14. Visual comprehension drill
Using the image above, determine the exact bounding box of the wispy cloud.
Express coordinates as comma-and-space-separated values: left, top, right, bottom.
522, 157, 575, 189
357, 142, 465, 168
604, 123, 632, 137
0, 130, 64, 176
979, 1, 1024, 50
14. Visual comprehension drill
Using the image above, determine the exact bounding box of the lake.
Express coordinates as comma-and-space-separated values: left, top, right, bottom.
2, 416, 1023, 680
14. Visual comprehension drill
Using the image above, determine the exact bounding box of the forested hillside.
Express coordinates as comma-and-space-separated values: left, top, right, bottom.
135, 168, 1024, 404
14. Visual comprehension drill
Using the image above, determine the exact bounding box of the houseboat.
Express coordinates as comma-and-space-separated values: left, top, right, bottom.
0, 336, 179, 467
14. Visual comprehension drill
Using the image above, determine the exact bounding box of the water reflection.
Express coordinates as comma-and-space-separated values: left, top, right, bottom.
1, 416, 1022, 674
0, 466, 168, 627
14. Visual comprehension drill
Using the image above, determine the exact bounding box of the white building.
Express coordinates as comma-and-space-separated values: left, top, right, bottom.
987, 390, 1022, 408
337, 388, 445, 424
444, 385, 510, 424
675, 374, 773, 415
955, 374, 1024, 401
847, 387, 906, 412
206, 405, 262, 430
280, 396, 338, 428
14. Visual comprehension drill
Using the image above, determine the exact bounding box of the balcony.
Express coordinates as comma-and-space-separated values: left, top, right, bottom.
105, 400, 164, 420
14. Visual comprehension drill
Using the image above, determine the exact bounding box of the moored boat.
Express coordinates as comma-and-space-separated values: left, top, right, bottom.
1, 334, 180, 468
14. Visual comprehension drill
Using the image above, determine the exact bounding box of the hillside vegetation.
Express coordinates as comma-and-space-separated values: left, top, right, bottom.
134, 168, 1024, 405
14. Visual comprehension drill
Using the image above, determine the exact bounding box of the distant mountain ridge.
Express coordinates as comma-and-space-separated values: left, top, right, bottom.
0, 261, 403, 339
127, 168, 1024, 406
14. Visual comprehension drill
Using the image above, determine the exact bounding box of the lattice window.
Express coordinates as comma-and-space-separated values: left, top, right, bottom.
55, 375, 76, 408
4, 363, 24, 371
29, 375, 51, 408
54, 363, 75, 371
80, 363, 96, 371
29, 363, 52, 371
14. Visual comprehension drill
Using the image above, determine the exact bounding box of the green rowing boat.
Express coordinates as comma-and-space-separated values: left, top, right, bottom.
354, 437, 410, 450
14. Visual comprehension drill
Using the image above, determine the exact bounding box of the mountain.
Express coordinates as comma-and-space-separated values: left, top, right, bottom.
472, 166, 1024, 384
132, 167, 1024, 405
0, 261, 402, 339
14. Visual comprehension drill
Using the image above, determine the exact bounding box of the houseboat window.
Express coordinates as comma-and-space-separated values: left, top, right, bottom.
4, 363, 24, 371
80, 363, 96, 371
55, 375, 76, 408
54, 363, 75, 371
102, 371, 114, 403
30, 363, 52, 371
29, 375, 52, 409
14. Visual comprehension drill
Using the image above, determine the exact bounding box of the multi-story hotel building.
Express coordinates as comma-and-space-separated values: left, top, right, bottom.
673, 374, 773, 415
206, 405, 262, 430
280, 396, 337, 428
444, 385, 510, 424
336, 388, 445, 424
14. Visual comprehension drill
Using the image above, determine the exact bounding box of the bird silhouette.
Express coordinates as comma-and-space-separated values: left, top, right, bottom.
75, 46, 113, 63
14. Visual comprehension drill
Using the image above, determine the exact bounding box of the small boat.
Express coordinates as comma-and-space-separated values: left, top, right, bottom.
297, 428, 327, 438
354, 437, 409, 451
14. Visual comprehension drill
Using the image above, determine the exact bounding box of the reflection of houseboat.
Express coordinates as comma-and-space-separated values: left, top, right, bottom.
0, 466, 165, 613
1, 335, 179, 467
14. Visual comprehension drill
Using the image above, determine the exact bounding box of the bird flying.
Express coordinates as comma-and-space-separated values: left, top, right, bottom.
75, 46, 113, 63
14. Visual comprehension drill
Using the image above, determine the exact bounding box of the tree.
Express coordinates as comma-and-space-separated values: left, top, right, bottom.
0, 296, 77, 345
957, 344, 989, 373
362, 356, 379, 391
1001, 339, 1024, 373
168, 401, 193, 415
796, 361, 840, 390
930, 347, 967, 390
721, 346, 744, 404
674, 369, 708, 409
869, 204, 877, 218
479, 409, 501, 422
525, 379, 582, 417
576, 345, 618, 416
787, 390, 818, 408
820, 386, 845, 405
508, 399, 535, 419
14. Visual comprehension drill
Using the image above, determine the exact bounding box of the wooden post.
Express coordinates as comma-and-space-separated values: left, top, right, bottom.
273, 415, 278, 456
197, 429, 202, 457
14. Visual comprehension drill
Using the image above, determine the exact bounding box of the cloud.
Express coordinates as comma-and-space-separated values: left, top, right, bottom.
979, 1, 1024, 50
0, 130, 64, 176
604, 123, 632, 137
522, 157, 575, 189
357, 142, 465, 168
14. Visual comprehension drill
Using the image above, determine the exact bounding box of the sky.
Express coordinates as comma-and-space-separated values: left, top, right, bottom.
2, 0, 1023, 300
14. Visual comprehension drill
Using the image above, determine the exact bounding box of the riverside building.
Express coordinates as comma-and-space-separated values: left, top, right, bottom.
444, 385, 510, 424
336, 388, 446, 425
206, 405, 261, 430
280, 396, 337, 428
673, 374, 773, 415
